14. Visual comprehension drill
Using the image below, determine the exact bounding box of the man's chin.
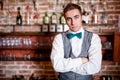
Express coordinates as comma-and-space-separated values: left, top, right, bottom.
71, 30, 78, 32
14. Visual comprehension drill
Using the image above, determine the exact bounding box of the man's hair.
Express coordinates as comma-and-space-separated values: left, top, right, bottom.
63, 3, 82, 15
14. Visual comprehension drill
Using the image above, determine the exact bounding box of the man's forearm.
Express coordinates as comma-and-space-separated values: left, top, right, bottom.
81, 57, 88, 64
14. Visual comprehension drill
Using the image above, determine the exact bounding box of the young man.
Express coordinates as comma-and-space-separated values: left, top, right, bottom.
50, 3, 102, 80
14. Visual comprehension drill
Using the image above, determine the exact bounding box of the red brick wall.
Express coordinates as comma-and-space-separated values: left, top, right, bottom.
0, 61, 120, 80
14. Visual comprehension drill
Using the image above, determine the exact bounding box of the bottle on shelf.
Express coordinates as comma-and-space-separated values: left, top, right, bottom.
94, 12, 98, 24
90, 11, 98, 24
12, 75, 17, 80
16, 7, 22, 25
100, 75, 106, 80
51, 12, 57, 24
19, 75, 24, 80
82, 9, 89, 24
60, 13, 66, 24
89, 3, 98, 24
29, 73, 34, 80
43, 12, 49, 24
0, 0, 3, 10
33, 8, 40, 25
25, 5, 31, 25
107, 75, 112, 80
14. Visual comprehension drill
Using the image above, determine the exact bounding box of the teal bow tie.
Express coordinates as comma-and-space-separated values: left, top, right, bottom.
68, 32, 82, 39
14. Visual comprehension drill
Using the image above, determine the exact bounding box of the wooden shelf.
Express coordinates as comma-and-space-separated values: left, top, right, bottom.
0, 24, 119, 62
96, 32, 114, 36
102, 48, 112, 50
0, 23, 115, 26
0, 47, 51, 50
0, 57, 50, 61
0, 32, 59, 36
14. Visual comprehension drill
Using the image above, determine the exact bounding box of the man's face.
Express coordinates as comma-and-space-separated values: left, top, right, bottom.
65, 9, 82, 32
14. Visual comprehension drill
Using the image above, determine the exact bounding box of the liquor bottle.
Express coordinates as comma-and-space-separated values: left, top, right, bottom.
82, 9, 89, 24
60, 13, 66, 24
51, 12, 57, 24
107, 75, 112, 80
12, 75, 17, 80
43, 12, 49, 24
94, 12, 98, 24
29, 73, 34, 80
100, 75, 107, 80
90, 12, 97, 24
19, 75, 24, 80
0, 0, 3, 10
26, 5, 31, 25
16, 7, 22, 25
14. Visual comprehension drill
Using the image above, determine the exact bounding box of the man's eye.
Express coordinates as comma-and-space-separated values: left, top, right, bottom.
74, 15, 79, 19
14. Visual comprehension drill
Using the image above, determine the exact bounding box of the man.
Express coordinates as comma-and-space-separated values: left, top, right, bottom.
50, 3, 102, 80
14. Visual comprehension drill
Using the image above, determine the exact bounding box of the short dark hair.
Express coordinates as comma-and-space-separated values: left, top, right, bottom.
63, 3, 82, 15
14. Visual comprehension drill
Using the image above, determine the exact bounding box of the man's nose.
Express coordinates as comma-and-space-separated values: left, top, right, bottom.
71, 19, 75, 25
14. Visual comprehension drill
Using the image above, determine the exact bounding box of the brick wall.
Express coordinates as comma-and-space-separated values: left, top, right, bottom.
0, 0, 120, 80
0, 0, 120, 26
0, 61, 120, 80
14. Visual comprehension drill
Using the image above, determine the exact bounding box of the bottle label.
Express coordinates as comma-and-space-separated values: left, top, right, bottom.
44, 17, 49, 24
52, 15, 57, 24
61, 16, 66, 24
18, 19, 21, 24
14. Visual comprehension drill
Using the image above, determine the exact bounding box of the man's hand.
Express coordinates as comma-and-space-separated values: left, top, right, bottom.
81, 57, 88, 64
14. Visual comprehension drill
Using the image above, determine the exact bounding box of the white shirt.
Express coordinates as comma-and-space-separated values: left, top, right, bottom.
50, 28, 102, 75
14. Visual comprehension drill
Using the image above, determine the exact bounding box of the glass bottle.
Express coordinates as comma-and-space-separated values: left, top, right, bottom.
29, 73, 34, 80
16, 7, 22, 25
44, 12, 49, 24
82, 9, 89, 24
51, 12, 57, 24
60, 13, 66, 24
0, 0, 3, 10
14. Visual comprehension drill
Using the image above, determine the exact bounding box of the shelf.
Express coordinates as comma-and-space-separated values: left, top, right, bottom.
0, 25, 119, 61
102, 48, 112, 50
0, 32, 114, 36
0, 46, 52, 50
0, 24, 116, 35
0, 32, 59, 36
83, 23, 115, 26
96, 32, 114, 36
0, 23, 115, 26
0, 57, 50, 61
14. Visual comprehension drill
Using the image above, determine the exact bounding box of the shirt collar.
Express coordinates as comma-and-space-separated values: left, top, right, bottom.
68, 27, 84, 34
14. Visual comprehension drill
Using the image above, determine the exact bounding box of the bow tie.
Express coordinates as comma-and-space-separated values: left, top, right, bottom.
68, 32, 82, 39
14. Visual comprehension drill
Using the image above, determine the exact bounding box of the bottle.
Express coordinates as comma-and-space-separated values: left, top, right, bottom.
82, 9, 89, 24
0, 0, 3, 10
16, 7, 22, 25
94, 12, 98, 24
90, 13, 94, 24
26, 5, 31, 25
107, 75, 112, 80
19, 75, 24, 80
43, 12, 49, 24
29, 73, 34, 80
12, 75, 17, 80
60, 13, 66, 24
51, 12, 57, 24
